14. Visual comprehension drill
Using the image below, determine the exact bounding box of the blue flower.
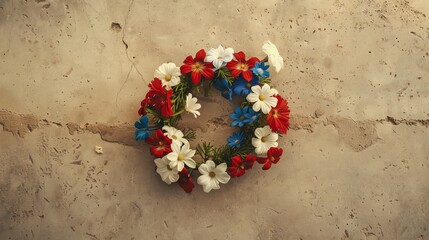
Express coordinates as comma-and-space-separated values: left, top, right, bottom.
213, 78, 233, 102
251, 62, 270, 78
232, 75, 260, 96
230, 107, 247, 127
243, 106, 260, 124
227, 131, 244, 147
135, 115, 150, 140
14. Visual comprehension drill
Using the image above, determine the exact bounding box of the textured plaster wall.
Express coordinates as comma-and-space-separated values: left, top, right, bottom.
1, 0, 429, 239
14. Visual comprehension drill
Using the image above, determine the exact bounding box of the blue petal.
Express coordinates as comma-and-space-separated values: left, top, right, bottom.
134, 121, 143, 129
136, 129, 149, 140
230, 113, 240, 120
231, 121, 239, 127
242, 106, 249, 113
140, 115, 149, 125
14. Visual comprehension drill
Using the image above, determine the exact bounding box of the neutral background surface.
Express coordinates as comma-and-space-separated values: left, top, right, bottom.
1, 0, 429, 239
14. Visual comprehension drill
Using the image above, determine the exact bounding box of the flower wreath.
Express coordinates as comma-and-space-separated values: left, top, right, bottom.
134, 41, 291, 193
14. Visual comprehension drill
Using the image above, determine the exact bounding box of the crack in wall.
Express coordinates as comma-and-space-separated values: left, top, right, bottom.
1, 108, 428, 151
115, 0, 146, 107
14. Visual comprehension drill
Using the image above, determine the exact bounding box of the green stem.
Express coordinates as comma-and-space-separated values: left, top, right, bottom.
171, 108, 185, 117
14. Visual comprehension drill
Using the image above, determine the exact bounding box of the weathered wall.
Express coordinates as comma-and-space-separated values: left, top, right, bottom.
0, 0, 428, 239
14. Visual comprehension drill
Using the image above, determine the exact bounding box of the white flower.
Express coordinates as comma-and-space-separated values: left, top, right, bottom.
252, 126, 279, 155
246, 84, 278, 114
166, 142, 196, 171
205, 45, 234, 70
185, 93, 201, 118
262, 40, 284, 73
197, 160, 230, 193
162, 125, 189, 145
154, 62, 181, 90
154, 157, 179, 184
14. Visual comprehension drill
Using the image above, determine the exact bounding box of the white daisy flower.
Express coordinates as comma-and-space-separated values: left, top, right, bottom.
162, 125, 189, 145
205, 45, 234, 70
252, 126, 279, 155
154, 62, 181, 90
197, 160, 230, 193
246, 84, 278, 114
262, 40, 284, 73
185, 93, 201, 118
154, 157, 179, 184
166, 142, 196, 171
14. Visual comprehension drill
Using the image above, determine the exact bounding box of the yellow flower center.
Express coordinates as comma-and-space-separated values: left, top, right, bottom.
261, 136, 267, 143
240, 116, 245, 120
273, 109, 279, 118
209, 172, 216, 178
192, 62, 203, 72
259, 94, 266, 101
246, 83, 251, 88
237, 62, 248, 71
165, 74, 172, 81
178, 153, 184, 161
172, 135, 177, 140
158, 141, 164, 146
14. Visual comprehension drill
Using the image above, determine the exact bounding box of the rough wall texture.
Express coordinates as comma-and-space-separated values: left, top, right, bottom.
1, 0, 429, 239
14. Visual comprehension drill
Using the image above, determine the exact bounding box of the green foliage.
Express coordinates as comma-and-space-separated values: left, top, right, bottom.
183, 128, 196, 141
142, 68, 277, 168
259, 76, 271, 84
196, 142, 214, 161
171, 75, 193, 113
216, 67, 235, 85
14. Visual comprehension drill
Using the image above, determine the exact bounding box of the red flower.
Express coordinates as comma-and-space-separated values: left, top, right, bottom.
266, 95, 290, 134
180, 49, 215, 84
145, 129, 172, 157
257, 147, 283, 170
228, 154, 256, 177
138, 98, 148, 116
143, 78, 174, 117
226, 51, 259, 81
178, 168, 195, 193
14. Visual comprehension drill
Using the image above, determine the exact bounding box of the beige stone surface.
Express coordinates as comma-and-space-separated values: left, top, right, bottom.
1, 0, 429, 239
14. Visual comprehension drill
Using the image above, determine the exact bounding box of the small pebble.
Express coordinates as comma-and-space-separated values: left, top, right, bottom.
95, 146, 103, 154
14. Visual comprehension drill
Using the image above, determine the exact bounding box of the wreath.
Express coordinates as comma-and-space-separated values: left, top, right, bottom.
134, 41, 291, 193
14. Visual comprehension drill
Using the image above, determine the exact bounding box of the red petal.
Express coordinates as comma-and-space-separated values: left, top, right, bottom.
242, 71, 253, 81
244, 155, 256, 169
180, 64, 193, 74
201, 68, 214, 79
247, 57, 260, 68
231, 69, 241, 78
256, 157, 268, 164
236, 168, 246, 177
234, 51, 246, 61
145, 136, 156, 145
155, 129, 164, 140
161, 104, 173, 117
178, 169, 194, 193
195, 49, 206, 62
262, 161, 272, 170
231, 156, 242, 167
191, 71, 201, 84
150, 146, 166, 157
226, 60, 238, 71
272, 156, 281, 164
228, 167, 238, 177
183, 55, 195, 65
149, 78, 164, 91
268, 147, 283, 158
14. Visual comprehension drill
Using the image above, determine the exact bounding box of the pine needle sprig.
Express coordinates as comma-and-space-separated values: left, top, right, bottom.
216, 67, 235, 85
